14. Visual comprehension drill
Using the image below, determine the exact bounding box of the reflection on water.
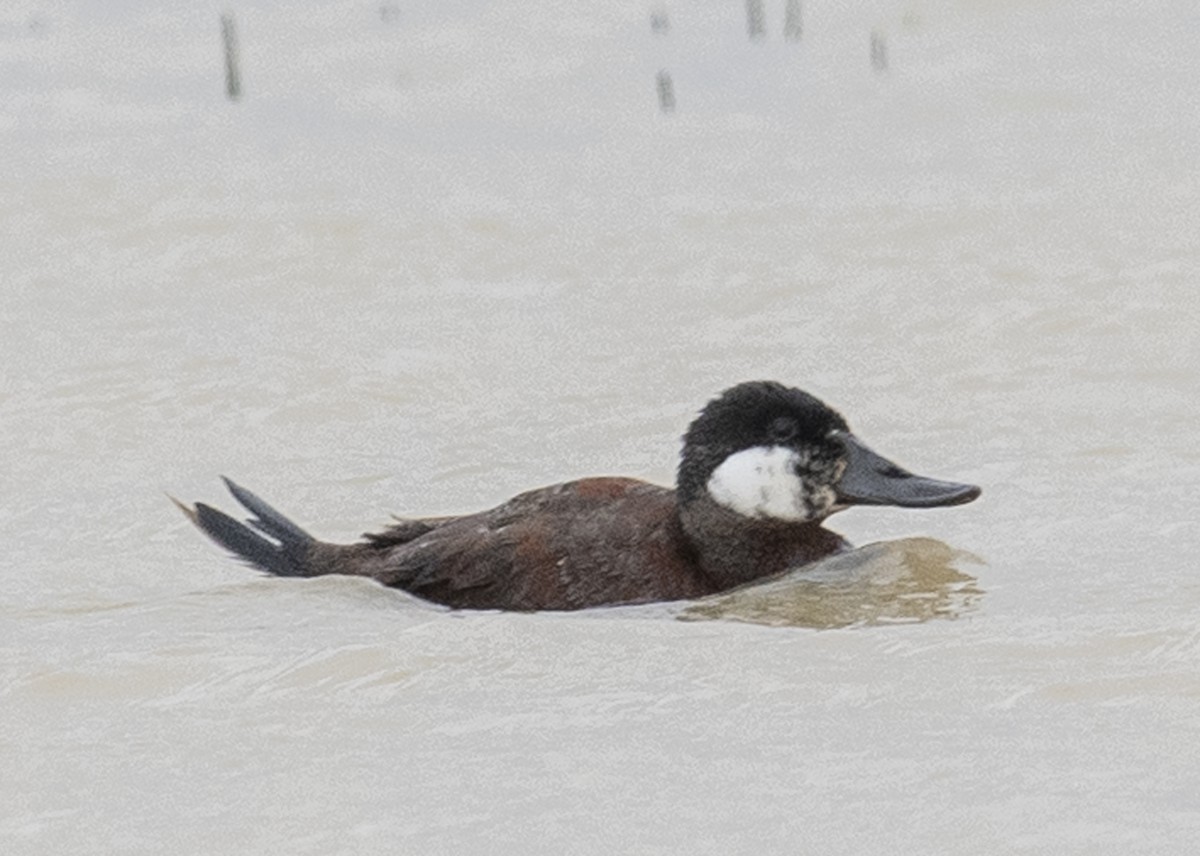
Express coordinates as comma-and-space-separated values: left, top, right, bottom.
679, 538, 984, 629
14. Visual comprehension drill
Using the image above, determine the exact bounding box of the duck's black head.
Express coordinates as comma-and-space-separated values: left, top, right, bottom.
677, 381, 980, 523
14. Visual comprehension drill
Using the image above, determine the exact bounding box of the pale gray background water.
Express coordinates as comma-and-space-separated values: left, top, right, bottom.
4, 0, 1200, 853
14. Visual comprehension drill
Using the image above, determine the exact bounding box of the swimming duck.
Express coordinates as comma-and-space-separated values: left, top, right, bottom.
176, 381, 979, 611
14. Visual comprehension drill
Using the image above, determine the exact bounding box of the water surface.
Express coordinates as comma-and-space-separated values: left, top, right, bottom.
4, 1, 1200, 852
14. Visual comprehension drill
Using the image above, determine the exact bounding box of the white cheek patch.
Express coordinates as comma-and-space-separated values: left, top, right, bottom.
706, 446, 812, 522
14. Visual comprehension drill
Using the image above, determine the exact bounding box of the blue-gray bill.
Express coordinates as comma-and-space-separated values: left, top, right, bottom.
832, 431, 981, 509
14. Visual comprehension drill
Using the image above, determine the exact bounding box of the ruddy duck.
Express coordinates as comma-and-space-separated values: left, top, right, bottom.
175, 381, 980, 611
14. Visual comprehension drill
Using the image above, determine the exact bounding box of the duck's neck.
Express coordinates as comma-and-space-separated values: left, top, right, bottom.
678, 495, 849, 592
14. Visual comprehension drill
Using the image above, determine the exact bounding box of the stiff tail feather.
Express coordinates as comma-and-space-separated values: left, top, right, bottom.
172, 477, 315, 577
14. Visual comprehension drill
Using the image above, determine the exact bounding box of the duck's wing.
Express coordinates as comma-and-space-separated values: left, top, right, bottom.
361, 515, 457, 547
361, 478, 701, 611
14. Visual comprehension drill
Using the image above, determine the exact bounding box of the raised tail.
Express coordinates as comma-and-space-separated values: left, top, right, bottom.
173, 477, 315, 577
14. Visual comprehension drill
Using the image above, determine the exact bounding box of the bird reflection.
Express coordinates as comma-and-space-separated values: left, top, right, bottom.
678, 538, 983, 629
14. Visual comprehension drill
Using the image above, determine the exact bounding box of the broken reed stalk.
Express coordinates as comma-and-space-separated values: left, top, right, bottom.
870, 29, 888, 71
656, 69, 675, 114
745, 0, 765, 41
784, 0, 802, 42
221, 12, 242, 101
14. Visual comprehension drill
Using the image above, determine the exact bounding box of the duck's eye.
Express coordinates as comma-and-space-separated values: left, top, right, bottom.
767, 417, 798, 443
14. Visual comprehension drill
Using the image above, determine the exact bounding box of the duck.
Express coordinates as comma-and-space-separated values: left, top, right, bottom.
175, 381, 980, 611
